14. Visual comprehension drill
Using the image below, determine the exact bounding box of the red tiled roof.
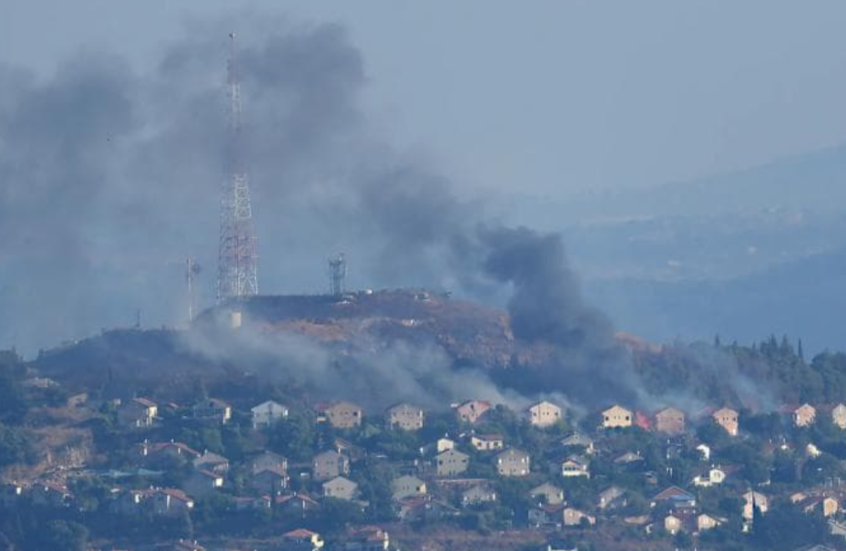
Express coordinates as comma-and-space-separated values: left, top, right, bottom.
133, 397, 157, 408
275, 493, 319, 506
160, 488, 193, 502
284, 528, 318, 539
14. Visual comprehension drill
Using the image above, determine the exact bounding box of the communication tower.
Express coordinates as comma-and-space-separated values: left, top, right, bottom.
217, 33, 259, 303
328, 253, 347, 296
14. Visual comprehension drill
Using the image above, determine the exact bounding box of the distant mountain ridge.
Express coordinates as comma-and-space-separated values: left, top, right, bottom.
585, 245, 846, 354
503, 142, 846, 228
499, 142, 846, 352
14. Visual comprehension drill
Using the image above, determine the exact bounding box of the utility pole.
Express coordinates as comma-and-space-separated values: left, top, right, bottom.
186, 257, 200, 322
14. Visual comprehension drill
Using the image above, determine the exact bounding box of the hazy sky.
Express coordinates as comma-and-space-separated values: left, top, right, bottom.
3, 1, 846, 199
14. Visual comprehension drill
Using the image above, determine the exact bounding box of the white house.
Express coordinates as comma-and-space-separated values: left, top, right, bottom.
251, 400, 289, 429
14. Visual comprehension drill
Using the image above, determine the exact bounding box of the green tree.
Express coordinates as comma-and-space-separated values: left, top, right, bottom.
270, 413, 316, 461
752, 504, 827, 550
311, 498, 363, 533
0, 423, 30, 467
0, 364, 27, 423
39, 521, 88, 551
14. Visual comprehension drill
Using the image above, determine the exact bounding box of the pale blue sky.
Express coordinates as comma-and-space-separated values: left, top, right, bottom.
2, 1, 846, 198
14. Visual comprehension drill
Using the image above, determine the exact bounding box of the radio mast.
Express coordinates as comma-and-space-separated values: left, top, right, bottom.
217, 32, 259, 303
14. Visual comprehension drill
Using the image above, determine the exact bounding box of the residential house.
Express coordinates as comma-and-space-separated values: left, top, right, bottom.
598, 486, 626, 510
829, 519, 846, 540
150, 488, 195, 518
233, 495, 272, 512
798, 496, 839, 518
560, 432, 594, 454
322, 476, 358, 501
664, 514, 683, 535
614, 451, 644, 466
560, 456, 590, 478
529, 482, 564, 505
118, 397, 158, 428
31, 481, 73, 508
436, 449, 469, 477
562, 507, 596, 527
793, 404, 817, 428
141, 441, 201, 467
282, 528, 325, 551
529, 503, 564, 527
713, 407, 739, 436
697, 513, 723, 532
312, 450, 350, 481
454, 400, 492, 424
526, 400, 563, 428
109, 489, 149, 516
276, 493, 320, 518
832, 404, 846, 429
386, 403, 424, 431
471, 434, 505, 452
496, 448, 531, 477
192, 451, 229, 474
316, 401, 364, 429
742, 491, 769, 520
653, 486, 697, 509
332, 437, 366, 462
183, 470, 223, 499
396, 496, 459, 523
462, 484, 497, 506
250, 466, 289, 495
602, 405, 633, 428
392, 475, 427, 501
251, 400, 289, 429
546, 540, 578, 551
192, 398, 232, 425
250, 451, 288, 475
421, 438, 455, 456
693, 466, 727, 487
343, 526, 390, 551
655, 407, 685, 435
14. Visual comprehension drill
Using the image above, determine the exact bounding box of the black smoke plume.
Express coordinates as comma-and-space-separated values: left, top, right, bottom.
477, 226, 639, 407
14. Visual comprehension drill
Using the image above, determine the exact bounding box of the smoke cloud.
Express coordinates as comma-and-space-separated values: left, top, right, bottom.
1, 13, 645, 412
180, 324, 528, 412
476, 226, 640, 407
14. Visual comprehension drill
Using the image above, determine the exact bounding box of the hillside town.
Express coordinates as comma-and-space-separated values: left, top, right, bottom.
2, 347, 846, 551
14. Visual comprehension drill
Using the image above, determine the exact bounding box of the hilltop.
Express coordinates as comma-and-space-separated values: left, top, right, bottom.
33, 289, 560, 399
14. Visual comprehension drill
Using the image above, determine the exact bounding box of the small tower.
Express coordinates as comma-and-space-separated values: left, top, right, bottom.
328, 253, 347, 296
186, 257, 201, 322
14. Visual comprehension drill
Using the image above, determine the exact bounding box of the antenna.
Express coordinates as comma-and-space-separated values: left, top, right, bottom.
217, 32, 259, 303
186, 258, 201, 323
328, 253, 347, 296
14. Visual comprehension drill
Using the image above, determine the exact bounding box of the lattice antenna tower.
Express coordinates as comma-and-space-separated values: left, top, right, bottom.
328, 253, 347, 296
217, 32, 259, 303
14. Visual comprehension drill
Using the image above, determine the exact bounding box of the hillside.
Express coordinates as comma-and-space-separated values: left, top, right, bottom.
34, 290, 553, 401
